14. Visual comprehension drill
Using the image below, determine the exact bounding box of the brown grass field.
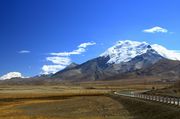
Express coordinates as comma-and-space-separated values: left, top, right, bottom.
0, 81, 177, 119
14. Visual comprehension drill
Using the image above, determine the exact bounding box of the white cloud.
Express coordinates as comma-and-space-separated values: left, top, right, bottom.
42, 65, 66, 75
42, 57, 71, 74
0, 72, 23, 80
46, 57, 71, 65
143, 26, 168, 33
50, 48, 85, 56
50, 42, 96, 56
18, 50, 31, 54
78, 42, 96, 48
41, 41, 96, 74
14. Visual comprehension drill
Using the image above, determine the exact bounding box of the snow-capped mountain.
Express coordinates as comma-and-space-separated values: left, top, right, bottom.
0, 40, 179, 84
151, 44, 180, 61
101, 40, 180, 64
1, 40, 180, 84
52, 40, 165, 80
0, 72, 23, 80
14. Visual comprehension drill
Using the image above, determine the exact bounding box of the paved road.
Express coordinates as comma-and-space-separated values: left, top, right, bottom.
114, 91, 180, 106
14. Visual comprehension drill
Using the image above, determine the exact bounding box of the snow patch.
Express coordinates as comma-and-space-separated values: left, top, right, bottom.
0, 72, 23, 80
152, 44, 180, 61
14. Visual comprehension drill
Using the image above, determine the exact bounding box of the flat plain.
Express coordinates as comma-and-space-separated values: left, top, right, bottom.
0, 81, 176, 119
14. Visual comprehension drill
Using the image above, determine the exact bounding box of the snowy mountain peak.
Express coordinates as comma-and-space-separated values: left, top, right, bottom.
101, 40, 180, 64
0, 72, 23, 80
116, 40, 149, 47
100, 40, 153, 63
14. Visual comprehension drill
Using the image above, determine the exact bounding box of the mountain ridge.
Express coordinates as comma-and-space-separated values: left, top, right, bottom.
52, 40, 180, 81
1, 40, 180, 83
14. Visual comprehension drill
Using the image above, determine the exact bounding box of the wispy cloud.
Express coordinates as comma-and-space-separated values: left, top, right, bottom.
78, 42, 96, 48
41, 42, 96, 74
18, 50, 31, 54
50, 42, 96, 56
143, 26, 168, 33
50, 48, 85, 56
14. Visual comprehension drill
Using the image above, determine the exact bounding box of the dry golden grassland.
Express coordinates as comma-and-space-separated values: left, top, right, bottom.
0, 85, 130, 119
0, 82, 170, 119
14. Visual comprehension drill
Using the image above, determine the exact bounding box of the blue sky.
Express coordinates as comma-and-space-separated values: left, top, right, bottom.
0, 0, 180, 76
